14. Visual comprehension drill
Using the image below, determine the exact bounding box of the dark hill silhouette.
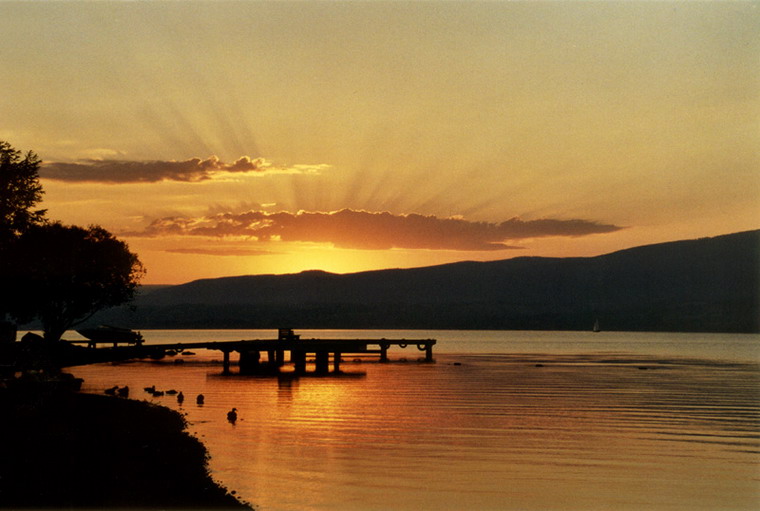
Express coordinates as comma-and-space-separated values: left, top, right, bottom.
90, 230, 759, 332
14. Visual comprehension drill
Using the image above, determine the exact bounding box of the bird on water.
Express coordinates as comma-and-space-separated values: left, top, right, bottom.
227, 408, 238, 423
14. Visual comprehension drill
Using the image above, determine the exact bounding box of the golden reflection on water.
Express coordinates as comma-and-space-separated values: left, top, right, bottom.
70, 348, 760, 511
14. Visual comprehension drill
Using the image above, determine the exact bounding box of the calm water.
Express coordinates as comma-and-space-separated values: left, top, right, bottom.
62, 330, 760, 511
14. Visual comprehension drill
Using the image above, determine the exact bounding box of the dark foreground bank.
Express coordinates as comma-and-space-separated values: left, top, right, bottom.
0, 385, 252, 509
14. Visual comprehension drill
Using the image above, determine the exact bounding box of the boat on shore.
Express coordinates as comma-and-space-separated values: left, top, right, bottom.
76, 325, 144, 345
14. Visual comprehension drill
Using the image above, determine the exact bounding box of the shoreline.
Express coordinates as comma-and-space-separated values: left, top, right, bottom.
0, 385, 253, 510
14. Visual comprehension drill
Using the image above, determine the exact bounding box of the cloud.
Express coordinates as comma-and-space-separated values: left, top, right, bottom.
165, 247, 279, 257
127, 209, 624, 251
40, 156, 329, 183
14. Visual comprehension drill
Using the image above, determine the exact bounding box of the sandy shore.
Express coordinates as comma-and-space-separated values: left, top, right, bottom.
0, 384, 252, 509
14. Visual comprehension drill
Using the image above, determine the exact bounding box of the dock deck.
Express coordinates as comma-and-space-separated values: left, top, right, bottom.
160, 336, 436, 375
219, 337, 436, 374
67, 329, 437, 375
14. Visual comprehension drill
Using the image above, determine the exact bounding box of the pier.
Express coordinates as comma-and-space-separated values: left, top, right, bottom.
184, 329, 435, 375
66, 329, 437, 375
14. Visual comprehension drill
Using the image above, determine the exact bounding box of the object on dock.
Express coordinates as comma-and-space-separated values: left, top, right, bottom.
278, 328, 300, 341
75, 325, 144, 347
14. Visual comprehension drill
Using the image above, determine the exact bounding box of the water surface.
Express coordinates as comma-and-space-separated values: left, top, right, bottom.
66, 330, 760, 510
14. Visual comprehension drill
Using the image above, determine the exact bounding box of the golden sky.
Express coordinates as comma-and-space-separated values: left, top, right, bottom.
2, 1, 758, 284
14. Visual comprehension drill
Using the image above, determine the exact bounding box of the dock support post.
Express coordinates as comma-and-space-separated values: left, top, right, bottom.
315, 351, 329, 374
222, 351, 231, 375
379, 343, 389, 363
275, 348, 285, 367
333, 352, 341, 373
239, 350, 261, 374
426, 343, 433, 363
293, 350, 307, 373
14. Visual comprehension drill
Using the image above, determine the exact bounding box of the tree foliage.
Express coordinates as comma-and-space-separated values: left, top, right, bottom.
9, 223, 145, 342
1, 141, 47, 322
0, 141, 46, 243
1, 141, 145, 342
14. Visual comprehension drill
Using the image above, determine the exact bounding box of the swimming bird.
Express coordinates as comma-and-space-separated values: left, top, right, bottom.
104, 385, 118, 395
227, 408, 238, 423
144, 385, 156, 393
177, 391, 184, 405
117, 386, 129, 398
196, 394, 205, 405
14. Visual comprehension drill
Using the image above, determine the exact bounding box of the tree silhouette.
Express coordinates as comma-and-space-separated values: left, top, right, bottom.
0, 141, 46, 242
1, 141, 144, 342
0, 141, 47, 333
8, 223, 145, 342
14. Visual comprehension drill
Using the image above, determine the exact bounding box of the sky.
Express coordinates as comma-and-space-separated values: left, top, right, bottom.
1, 1, 758, 285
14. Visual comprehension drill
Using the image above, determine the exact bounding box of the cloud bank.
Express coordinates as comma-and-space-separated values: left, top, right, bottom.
128, 209, 623, 251
41, 156, 329, 183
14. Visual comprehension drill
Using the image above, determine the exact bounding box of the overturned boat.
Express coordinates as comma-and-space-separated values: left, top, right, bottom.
76, 325, 144, 345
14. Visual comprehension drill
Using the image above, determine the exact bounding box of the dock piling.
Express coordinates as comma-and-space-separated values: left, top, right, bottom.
418, 342, 434, 363
239, 350, 261, 374
293, 350, 306, 373
315, 351, 330, 374
222, 351, 231, 375
379, 343, 389, 363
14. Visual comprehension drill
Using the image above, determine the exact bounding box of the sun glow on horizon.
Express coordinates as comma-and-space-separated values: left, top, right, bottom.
2, 1, 757, 284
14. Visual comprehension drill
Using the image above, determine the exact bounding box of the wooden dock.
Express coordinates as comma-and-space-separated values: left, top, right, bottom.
213, 335, 436, 375
69, 329, 437, 375
67, 339, 144, 349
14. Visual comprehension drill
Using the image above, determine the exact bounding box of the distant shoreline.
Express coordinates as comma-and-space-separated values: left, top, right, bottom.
70, 229, 758, 334
0, 386, 252, 509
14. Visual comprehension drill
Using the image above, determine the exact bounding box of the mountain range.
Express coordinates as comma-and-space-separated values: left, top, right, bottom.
89, 229, 759, 333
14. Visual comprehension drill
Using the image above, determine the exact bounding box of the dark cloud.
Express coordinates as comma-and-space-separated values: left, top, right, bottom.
127, 209, 624, 251
40, 156, 326, 183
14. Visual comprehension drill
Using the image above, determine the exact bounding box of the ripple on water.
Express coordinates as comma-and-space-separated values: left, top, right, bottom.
70, 345, 760, 511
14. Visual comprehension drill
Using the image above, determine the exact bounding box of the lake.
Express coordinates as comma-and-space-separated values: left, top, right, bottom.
64, 329, 760, 510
